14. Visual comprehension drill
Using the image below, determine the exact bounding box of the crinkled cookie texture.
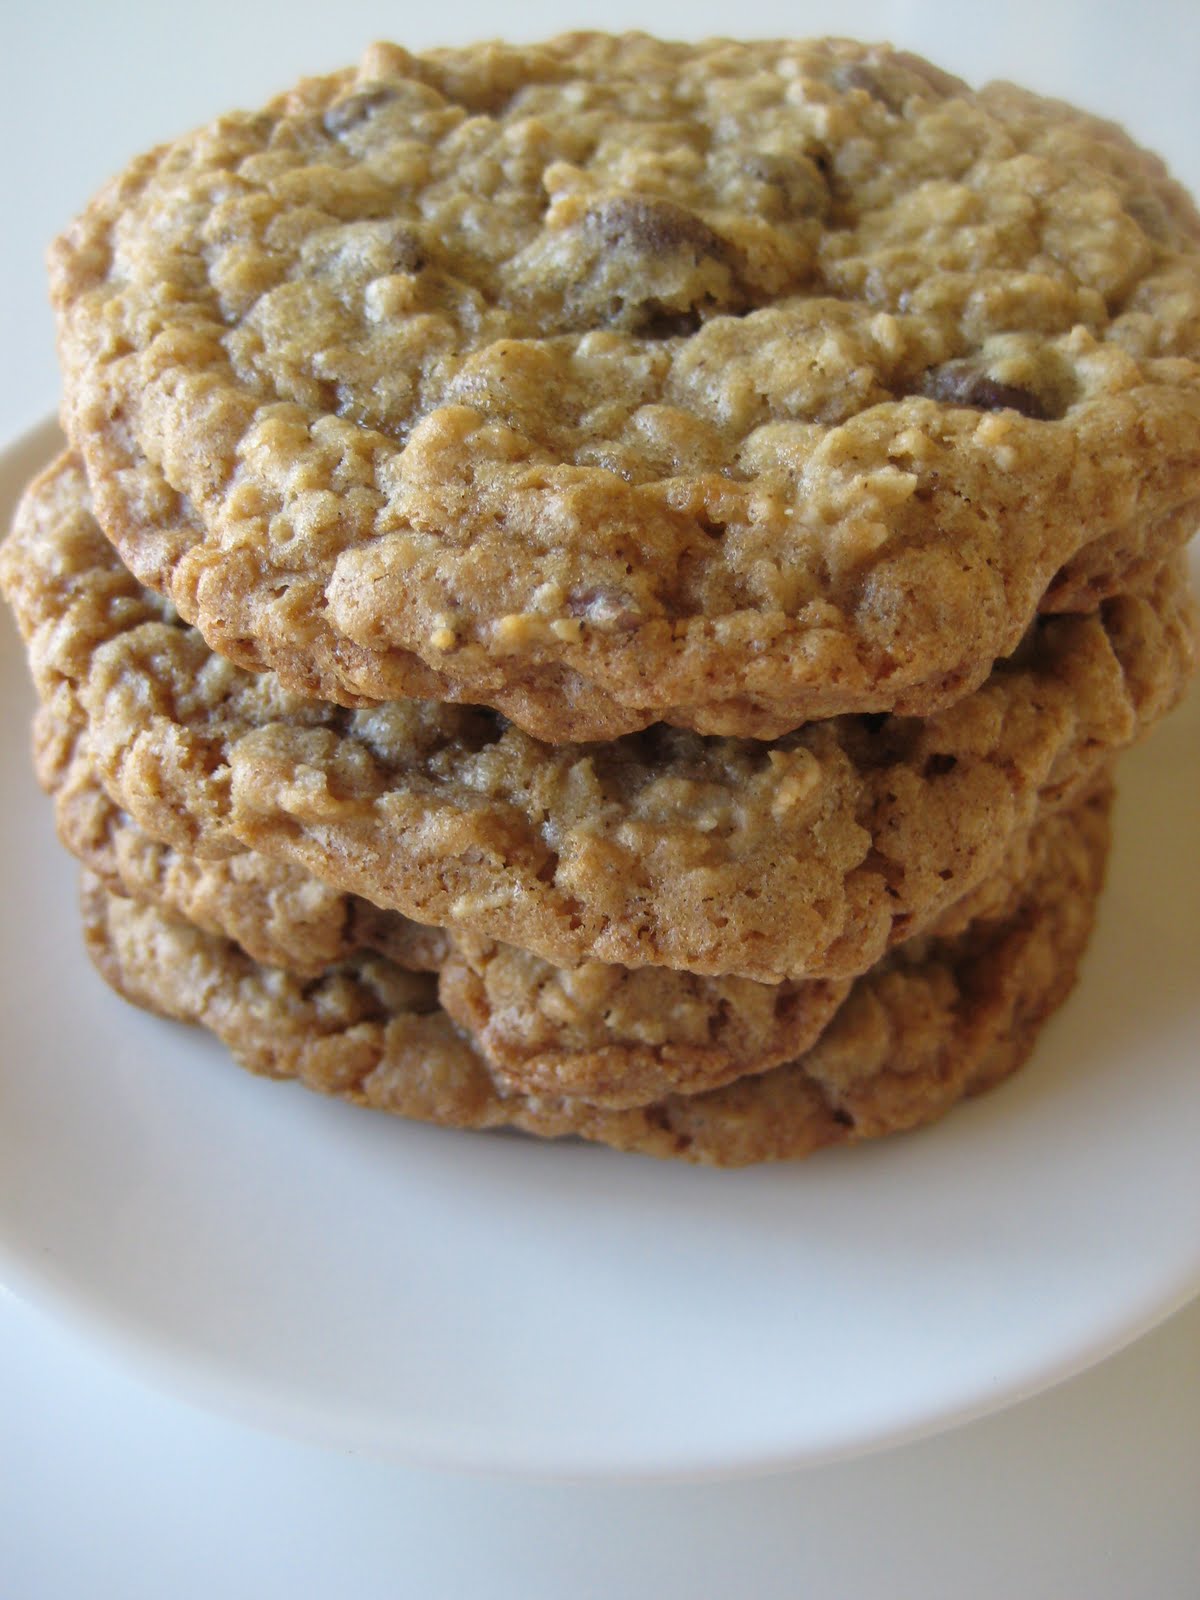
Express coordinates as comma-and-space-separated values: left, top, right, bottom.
42, 711, 1089, 1108
79, 786, 1111, 1165
52, 33, 1200, 740
331, 791, 1101, 1108
38, 711, 447, 978
38, 716, 844, 1106
3, 454, 1192, 983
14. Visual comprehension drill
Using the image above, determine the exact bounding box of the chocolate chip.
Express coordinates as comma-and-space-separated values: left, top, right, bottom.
832, 62, 896, 106
384, 225, 426, 274
889, 52, 969, 99
459, 707, 509, 750
921, 360, 1050, 419
565, 195, 747, 336
832, 54, 967, 112
566, 586, 642, 631
584, 196, 728, 264
922, 752, 959, 778
323, 86, 398, 136
534, 853, 560, 884
637, 303, 703, 339
1125, 190, 1173, 243
740, 151, 832, 218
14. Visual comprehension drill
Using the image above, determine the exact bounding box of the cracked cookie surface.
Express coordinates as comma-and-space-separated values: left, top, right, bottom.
52, 33, 1200, 740
78, 786, 1111, 1165
38, 718, 844, 1106
46, 714, 1094, 1107
3, 453, 1191, 983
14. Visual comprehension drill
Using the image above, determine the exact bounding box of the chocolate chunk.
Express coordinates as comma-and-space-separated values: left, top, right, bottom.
584, 196, 728, 263
922, 360, 1050, 420
568, 196, 745, 335
832, 54, 967, 113
740, 151, 832, 218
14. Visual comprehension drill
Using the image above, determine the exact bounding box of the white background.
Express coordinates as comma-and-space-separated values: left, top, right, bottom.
3, 2, 1198, 1595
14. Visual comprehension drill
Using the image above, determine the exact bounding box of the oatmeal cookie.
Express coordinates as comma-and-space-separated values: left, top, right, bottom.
39, 716, 846, 1105
40, 710, 446, 977
79, 787, 1111, 1165
48, 709, 1098, 1107
4, 453, 1191, 983
429, 793, 1102, 1106
52, 35, 1200, 740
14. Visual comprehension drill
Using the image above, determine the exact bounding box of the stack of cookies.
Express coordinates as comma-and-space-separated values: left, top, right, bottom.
4, 36, 1198, 1163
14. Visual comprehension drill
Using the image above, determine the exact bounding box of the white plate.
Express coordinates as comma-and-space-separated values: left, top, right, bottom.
0, 418, 1197, 1480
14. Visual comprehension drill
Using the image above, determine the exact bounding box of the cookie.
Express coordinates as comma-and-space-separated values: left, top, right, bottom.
5, 452, 1191, 984
428, 792, 1104, 1106
46, 708, 1096, 1107
78, 786, 1112, 1165
76, 392, 1200, 743
52, 35, 1200, 740
38, 715, 845, 1106
39, 709, 444, 977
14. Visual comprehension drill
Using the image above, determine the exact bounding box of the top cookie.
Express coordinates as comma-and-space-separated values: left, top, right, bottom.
52, 33, 1200, 740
